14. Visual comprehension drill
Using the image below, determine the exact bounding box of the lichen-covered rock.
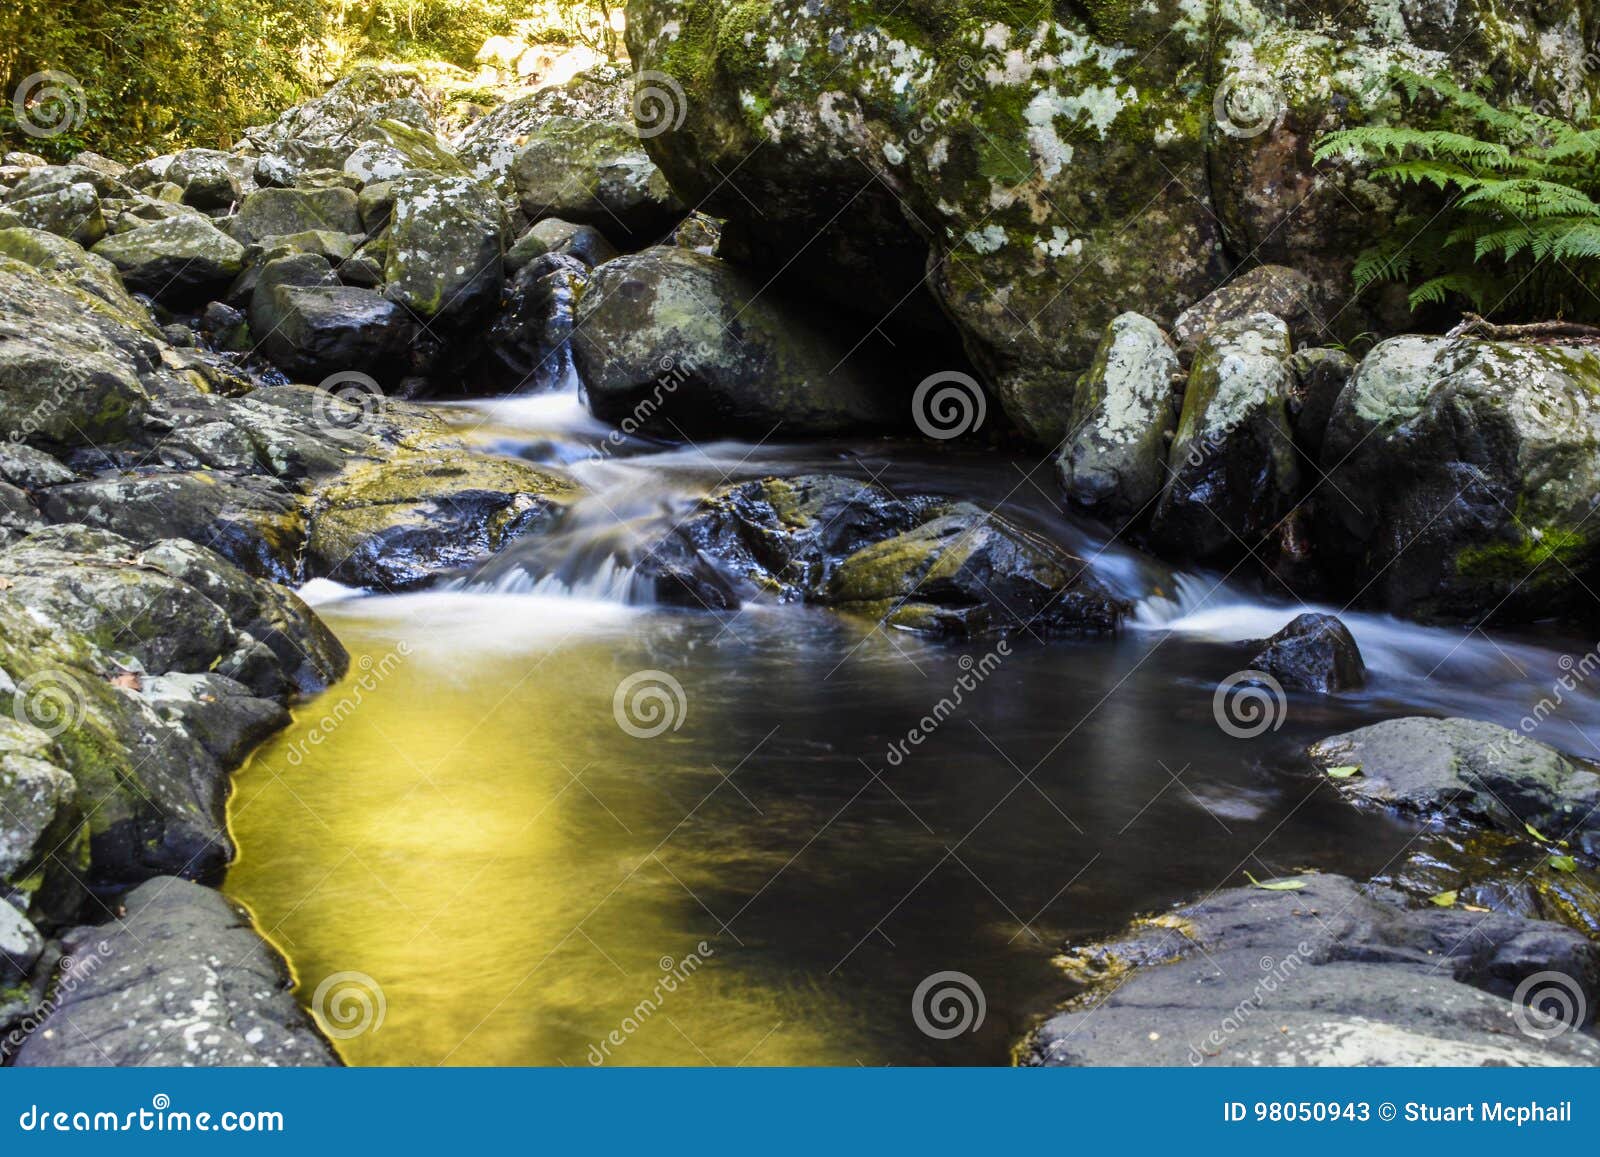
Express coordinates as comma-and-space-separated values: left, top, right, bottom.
0, 256, 151, 448
0, 718, 86, 925
1248, 612, 1365, 692
506, 218, 618, 271
306, 453, 578, 590
91, 216, 246, 302
0, 182, 106, 246
1150, 313, 1299, 560
1319, 337, 1600, 621
10, 877, 337, 1067
623, 0, 1600, 442
383, 175, 505, 325
254, 282, 416, 387
1171, 265, 1326, 362
572, 247, 902, 437
166, 148, 246, 209
1055, 312, 1179, 525
512, 117, 685, 243
1025, 874, 1600, 1066
1288, 346, 1356, 458
0, 228, 152, 331
234, 186, 363, 244
1308, 717, 1600, 858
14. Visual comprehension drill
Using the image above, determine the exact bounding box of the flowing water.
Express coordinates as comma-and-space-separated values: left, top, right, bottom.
225, 388, 1600, 1066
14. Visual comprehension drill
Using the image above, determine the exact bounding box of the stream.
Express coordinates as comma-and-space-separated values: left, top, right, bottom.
223, 386, 1600, 1066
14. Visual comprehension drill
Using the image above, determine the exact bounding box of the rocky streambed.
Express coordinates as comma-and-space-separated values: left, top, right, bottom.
1, 24, 1599, 1064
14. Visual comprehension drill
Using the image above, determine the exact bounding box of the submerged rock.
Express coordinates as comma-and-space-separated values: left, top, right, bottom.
1308, 717, 1600, 858
11, 877, 337, 1067
1248, 613, 1365, 692
572, 247, 903, 438
1025, 873, 1600, 1066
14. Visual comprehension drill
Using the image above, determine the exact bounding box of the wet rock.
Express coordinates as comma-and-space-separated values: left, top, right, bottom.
254, 282, 416, 388
512, 117, 685, 244
1319, 337, 1600, 622
1149, 314, 1299, 561
306, 454, 578, 590
383, 175, 505, 326
573, 247, 902, 438
481, 253, 590, 392
636, 474, 1127, 637
1170, 266, 1326, 363
1056, 312, 1179, 524
671, 212, 723, 256
1288, 347, 1356, 458
91, 216, 247, 303
140, 673, 289, 767
11, 877, 337, 1067
1024, 874, 1600, 1066
1308, 717, 1600, 858
1248, 613, 1365, 692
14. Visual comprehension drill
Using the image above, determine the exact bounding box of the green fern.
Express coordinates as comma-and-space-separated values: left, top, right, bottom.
1314, 68, 1600, 322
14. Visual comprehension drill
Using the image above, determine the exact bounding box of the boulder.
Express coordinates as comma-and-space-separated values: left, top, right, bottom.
506, 218, 618, 271
512, 117, 685, 243
480, 253, 590, 392
0, 718, 87, 925
1288, 347, 1356, 458
0, 228, 151, 332
0, 182, 105, 246
1170, 265, 1326, 362
383, 175, 505, 325
1308, 717, 1600, 858
10, 877, 337, 1067
234, 186, 362, 244
1247, 612, 1365, 692
1024, 874, 1600, 1066
1149, 314, 1299, 560
572, 247, 903, 437
1319, 337, 1600, 621
91, 216, 246, 303
1055, 312, 1179, 524
306, 454, 577, 590
166, 148, 245, 209
253, 282, 416, 387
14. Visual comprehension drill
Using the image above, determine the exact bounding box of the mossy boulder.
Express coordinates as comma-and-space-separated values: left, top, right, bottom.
512, 117, 685, 244
91, 216, 246, 303
0, 228, 152, 333
0, 182, 106, 246
234, 186, 362, 244
1055, 312, 1179, 525
1319, 337, 1600, 621
572, 247, 903, 437
383, 175, 506, 325
306, 453, 579, 590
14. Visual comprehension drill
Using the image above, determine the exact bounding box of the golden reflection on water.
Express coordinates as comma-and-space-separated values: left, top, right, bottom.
225, 595, 865, 1066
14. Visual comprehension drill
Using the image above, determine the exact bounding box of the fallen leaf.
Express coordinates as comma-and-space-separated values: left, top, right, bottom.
1549, 855, 1578, 873
1462, 904, 1491, 913
108, 672, 141, 691
1324, 765, 1362, 779
1245, 871, 1306, 891
1430, 890, 1458, 907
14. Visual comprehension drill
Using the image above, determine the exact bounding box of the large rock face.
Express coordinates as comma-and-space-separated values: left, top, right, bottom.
572, 247, 904, 436
623, 0, 1600, 441
1319, 337, 1600, 621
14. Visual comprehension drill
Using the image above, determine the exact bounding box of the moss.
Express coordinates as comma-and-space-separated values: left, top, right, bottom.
1454, 526, 1592, 583
660, 1, 775, 88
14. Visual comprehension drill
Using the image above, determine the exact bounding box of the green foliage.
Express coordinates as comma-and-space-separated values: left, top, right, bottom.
1314, 70, 1600, 322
